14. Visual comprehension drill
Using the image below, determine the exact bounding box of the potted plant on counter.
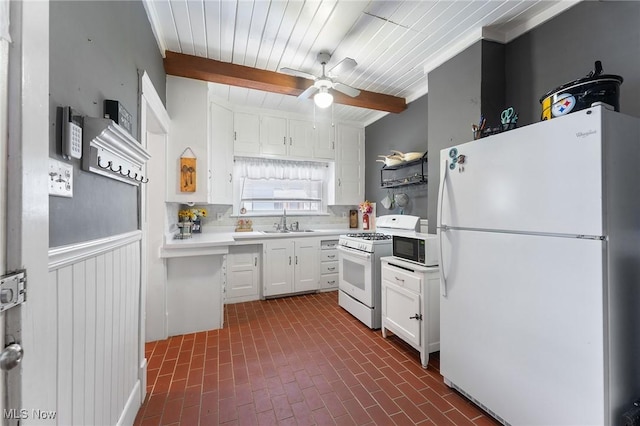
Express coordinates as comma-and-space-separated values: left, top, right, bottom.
179, 208, 208, 234
359, 200, 373, 230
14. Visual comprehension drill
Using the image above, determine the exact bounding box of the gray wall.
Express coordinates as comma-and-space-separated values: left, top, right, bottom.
425, 41, 484, 233
422, 1, 640, 232
365, 95, 429, 218
506, 1, 640, 126
49, 1, 166, 247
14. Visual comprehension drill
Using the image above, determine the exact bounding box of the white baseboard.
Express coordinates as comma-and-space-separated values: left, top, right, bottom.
117, 380, 142, 426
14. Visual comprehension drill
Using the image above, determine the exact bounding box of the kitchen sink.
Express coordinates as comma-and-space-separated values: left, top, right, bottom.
289, 229, 315, 233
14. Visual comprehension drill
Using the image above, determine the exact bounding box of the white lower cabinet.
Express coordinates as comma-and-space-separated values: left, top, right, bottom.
320, 239, 339, 291
380, 256, 440, 368
226, 245, 260, 303
263, 238, 320, 297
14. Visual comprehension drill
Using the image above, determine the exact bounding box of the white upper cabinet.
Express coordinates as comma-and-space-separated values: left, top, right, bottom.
332, 123, 365, 205
209, 102, 234, 205
166, 76, 210, 203
314, 120, 335, 160
232, 110, 333, 161
260, 115, 288, 156
233, 112, 260, 156
288, 119, 316, 158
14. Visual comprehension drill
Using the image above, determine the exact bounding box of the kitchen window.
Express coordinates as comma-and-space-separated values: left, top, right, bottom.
233, 157, 328, 215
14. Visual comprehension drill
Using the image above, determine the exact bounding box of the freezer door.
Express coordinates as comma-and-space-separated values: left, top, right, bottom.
439, 229, 605, 425
439, 109, 603, 236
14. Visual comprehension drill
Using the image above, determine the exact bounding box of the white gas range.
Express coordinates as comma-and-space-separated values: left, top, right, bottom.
337, 215, 421, 329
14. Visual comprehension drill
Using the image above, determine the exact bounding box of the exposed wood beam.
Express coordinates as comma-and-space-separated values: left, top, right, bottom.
163, 51, 407, 114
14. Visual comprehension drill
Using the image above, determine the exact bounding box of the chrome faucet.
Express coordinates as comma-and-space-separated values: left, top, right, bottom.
280, 208, 287, 230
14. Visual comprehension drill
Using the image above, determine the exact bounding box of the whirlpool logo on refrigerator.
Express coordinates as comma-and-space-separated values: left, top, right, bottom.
576, 130, 598, 138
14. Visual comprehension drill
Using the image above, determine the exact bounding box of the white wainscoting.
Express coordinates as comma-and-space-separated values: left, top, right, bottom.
48, 231, 143, 426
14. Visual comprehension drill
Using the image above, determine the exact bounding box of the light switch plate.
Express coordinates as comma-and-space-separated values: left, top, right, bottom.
49, 158, 73, 197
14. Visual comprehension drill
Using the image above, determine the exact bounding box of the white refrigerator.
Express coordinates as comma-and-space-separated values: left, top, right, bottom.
437, 105, 640, 425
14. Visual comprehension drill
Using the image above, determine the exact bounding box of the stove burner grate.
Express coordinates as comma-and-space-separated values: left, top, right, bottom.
345, 232, 391, 241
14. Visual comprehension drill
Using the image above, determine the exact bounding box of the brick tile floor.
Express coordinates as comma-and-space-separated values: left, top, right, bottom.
134, 291, 499, 425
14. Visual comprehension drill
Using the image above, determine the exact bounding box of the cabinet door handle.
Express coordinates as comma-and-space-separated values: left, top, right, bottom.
295, 255, 298, 265
338, 178, 341, 187
290, 137, 293, 146
229, 173, 232, 183
328, 280, 335, 284
328, 267, 335, 271
409, 314, 423, 320
289, 256, 292, 265
254, 257, 257, 267
234, 131, 237, 141
283, 136, 286, 145
395, 276, 405, 282
327, 255, 335, 259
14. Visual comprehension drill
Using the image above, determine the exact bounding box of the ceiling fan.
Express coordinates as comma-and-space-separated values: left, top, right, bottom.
280, 52, 361, 108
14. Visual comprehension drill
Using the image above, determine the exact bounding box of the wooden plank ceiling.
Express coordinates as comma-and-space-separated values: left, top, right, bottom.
143, 0, 580, 126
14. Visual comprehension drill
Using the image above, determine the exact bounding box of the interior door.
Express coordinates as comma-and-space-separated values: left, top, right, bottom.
439, 228, 605, 425
439, 110, 603, 236
4, 1, 54, 421
0, 19, 9, 421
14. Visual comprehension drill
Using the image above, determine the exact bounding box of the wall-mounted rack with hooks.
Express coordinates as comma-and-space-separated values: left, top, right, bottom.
82, 117, 151, 185
380, 152, 428, 188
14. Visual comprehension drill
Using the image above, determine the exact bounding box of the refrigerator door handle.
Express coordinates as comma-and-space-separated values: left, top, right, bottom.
437, 158, 447, 230
438, 158, 448, 297
438, 227, 447, 297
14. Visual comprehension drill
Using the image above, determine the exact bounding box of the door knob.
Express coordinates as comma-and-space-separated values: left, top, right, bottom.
0, 343, 24, 371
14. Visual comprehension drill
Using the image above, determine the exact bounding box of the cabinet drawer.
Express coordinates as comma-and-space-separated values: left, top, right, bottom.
321, 250, 338, 262
382, 264, 422, 293
320, 273, 339, 289
321, 240, 338, 250
321, 261, 339, 275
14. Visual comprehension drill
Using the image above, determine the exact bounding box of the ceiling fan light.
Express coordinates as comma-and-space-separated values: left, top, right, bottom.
314, 88, 333, 108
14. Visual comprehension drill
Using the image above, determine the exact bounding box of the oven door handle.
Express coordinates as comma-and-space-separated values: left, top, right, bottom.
337, 245, 372, 260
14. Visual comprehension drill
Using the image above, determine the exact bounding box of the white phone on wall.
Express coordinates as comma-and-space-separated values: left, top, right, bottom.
62, 106, 83, 159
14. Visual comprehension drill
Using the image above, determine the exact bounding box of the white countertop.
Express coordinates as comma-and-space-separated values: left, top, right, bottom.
161, 228, 348, 258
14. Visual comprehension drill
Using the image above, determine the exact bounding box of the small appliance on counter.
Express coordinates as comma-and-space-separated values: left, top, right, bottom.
392, 233, 438, 266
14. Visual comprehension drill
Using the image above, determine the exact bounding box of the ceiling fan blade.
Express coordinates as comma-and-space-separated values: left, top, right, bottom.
298, 85, 318, 100
328, 57, 357, 77
333, 82, 361, 98
280, 67, 316, 80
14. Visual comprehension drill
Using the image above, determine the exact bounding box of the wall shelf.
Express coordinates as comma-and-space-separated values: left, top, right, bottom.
82, 117, 151, 185
380, 152, 428, 188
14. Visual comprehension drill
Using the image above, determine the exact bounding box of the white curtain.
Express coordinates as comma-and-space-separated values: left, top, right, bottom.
233, 157, 327, 181
0, 0, 10, 43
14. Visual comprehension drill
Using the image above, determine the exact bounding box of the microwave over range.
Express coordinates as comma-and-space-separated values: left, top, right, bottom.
392, 234, 438, 266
